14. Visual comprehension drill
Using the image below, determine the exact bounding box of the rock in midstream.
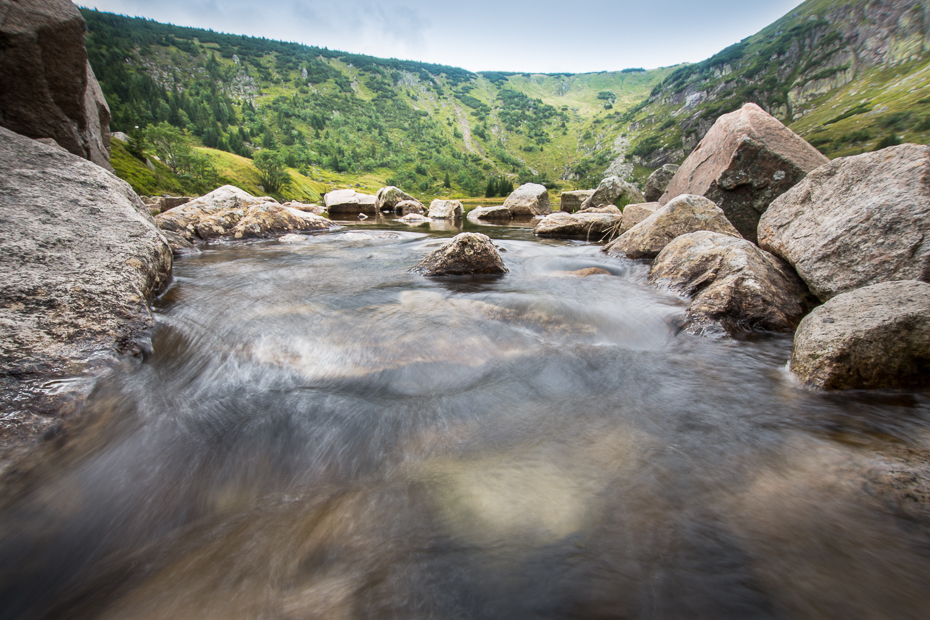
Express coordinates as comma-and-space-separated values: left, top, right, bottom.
411, 232, 508, 276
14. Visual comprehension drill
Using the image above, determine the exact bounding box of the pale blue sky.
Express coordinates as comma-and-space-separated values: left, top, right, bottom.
79, 1, 807, 73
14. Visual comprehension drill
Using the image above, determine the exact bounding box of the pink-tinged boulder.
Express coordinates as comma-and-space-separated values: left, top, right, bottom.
759, 144, 930, 302
660, 103, 828, 242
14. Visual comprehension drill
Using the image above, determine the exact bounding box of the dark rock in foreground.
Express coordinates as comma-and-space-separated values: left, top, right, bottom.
790, 281, 930, 390
411, 233, 508, 276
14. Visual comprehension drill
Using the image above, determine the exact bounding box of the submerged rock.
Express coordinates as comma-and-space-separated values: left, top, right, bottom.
790, 281, 930, 390
644, 165, 679, 202
375, 186, 416, 212
580, 176, 645, 210
534, 212, 622, 240
504, 183, 551, 216
758, 144, 930, 302
411, 233, 508, 276
428, 199, 464, 219
559, 190, 595, 213
324, 189, 378, 215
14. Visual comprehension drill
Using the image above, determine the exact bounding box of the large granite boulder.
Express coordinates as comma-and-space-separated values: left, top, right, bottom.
503, 183, 551, 216
0, 127, 171, 452
0, 0, 112, 169
603, 194, 740, 259
394, 199, 426, 215
790, 281, 930, 390
428, 199, 464, 219
618, 202, 660, 234
559, 190, 595, 213
650, 231, 815, 334
660, 103, 828, 242
375, 186, 415, 212
534, 212, 622, 240
644, 165, 679, 202
758, 144, 930, 302
324, 189, 378, 215
580, 176, 646, 211
411, 233, 508, 276
467, 205, 513, 222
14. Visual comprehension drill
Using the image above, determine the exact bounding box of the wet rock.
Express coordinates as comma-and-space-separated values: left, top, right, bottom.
278, 234, 306, 244
283, 201, 324, 215
578, 205, 622, 215
375, 186, 416, 212
399, 213, 429, 224
324, 189, 378, 215
559, 190, 595, 213
650, 231, 815, 334
604, 194, 740, 259
570, 267, 612, 277
660, 103, 828, 242
619, 202, 661, 234
644, 165, 679, 202
0, 127, 171, 448
790, 281, 930, 390
468, 205, 513, 221
428, 199, 464, 219
0, 0, 112, 169
411, 233, 508, 276
534, 212, 622, 240
161, 230, 198, 255
394, 199, 426, 215
503, 183, 551, 216
580, 176, 646, 210
758, 144, 930, 302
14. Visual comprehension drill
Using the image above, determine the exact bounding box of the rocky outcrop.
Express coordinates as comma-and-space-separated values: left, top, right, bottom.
324, 189, 378, 215
0, 0, 112, 169
604, 194, 740, 259
790, 281, 930, 390
156, 185, 336, 245
534, 212, 622, 240
660, 103, 828, 242
468, 205, 513, 221
650, 231, 815, 334
411, 232, 508, 276
618, 202, 660, 234
428, 199, 464, 219
644, 165, 679, 202
503, 183, 551, 216
0, 127, 171, 451
375, 186, 416, 212
559, 190, 595, 213
758, 144, 930, 302
580, 176, 646, 210
394, 199, 426, 215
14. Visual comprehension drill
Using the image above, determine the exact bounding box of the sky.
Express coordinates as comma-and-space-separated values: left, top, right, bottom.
78, 1, 807, 74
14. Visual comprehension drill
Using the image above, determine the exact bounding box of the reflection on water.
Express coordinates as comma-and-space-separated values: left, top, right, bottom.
1, 223, 930, 619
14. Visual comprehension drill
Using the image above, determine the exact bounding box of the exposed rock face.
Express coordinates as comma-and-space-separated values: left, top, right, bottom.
428, 199, 464, 219
411, 233, 508, 276
283, 201, 325, 215
156, 185, 336, 244
503, 183, 551, 216
534, 212, 622, 240
149, 196, 194, 213
758, 144, 930, 301
0, 127, 171, 448
650, 231, 815, 334
660, 103, 828, 242
644, 165, 679, 202
324, 189, 378, 214
0, 0, 112, 169
467, 205, 512, 221
578, 205, 622, 215
375, 186, 415, 212
790, 281, 930, 390
619, 202, 660, 234
394, 199, 426, 215
604, 194, 741, 259
559, 190, 595, 213
580, 176, 646, 210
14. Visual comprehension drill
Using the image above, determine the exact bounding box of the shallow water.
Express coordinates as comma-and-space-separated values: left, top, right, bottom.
1, 219, 930, 619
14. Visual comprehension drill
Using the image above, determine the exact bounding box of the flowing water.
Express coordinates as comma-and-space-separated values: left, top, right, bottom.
2, 218, 930, 619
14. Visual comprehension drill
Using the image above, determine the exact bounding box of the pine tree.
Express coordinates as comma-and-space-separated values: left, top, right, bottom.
443, 172, 451, 188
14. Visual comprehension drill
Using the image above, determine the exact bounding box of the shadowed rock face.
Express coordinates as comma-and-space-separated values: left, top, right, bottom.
394, 200, 426, 215
581, 177, 645, 211
660, 103, 828, 242
790, 281, 930, 390
375, 186, 416, 212
559, 190, 595, 213
644, 165, 678, 202
0, 0, 112, 169
411, 233, 507, 276
759, 144, 930, 302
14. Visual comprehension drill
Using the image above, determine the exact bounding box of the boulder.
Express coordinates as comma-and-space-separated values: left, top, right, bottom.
0, 127, 171, 449
503, 183, 551, 216
758, 144, 930, 302
534, 212, 622, 240
0, 0, 112, 169
411, 233, 508, 276
323, 189, 378, 215
428, 199, 464, 219
644, 165, 679, 202
604, 194, 740, 259
394, 199, 426, 215
283, 201, 325, 215
399, 213, 429, 224
660, 103, 828, 242
559, 190, 595, 213
650, 231, 815, 334
467, 205, 513, 221
375, 186, 416, 212
578, 205, 622, 215
580, 176, 646, 211
790, 281, 930, 390
618, 202, 660, 234
153, 196, 193, 213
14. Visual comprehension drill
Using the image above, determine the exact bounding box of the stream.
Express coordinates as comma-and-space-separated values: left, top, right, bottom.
1, 218, 929, 619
